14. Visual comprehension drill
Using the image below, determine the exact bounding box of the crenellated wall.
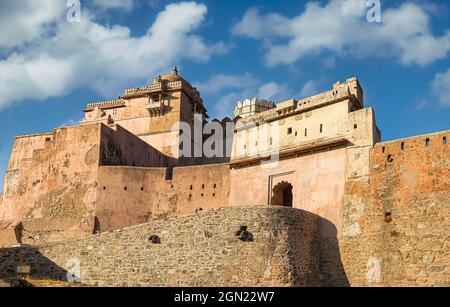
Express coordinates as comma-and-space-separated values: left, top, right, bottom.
340, 130, 450, 286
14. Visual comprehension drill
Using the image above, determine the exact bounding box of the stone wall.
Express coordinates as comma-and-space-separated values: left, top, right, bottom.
340, 130, 450, 286
0, 124, 103, 247
0, 206, 321, 287
0, 123, 171, 247
95, 163, 230, 231
100, 124, 168, 167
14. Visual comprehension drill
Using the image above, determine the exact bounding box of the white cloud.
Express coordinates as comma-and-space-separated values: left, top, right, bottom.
0, 0, 65, 49
299, 80, 319, 97
413, 100, 428, 111
59, 117, 83, 127
0, 1, 228, 109
232, 0, 450, 66
431, 69, 450, 107
197, 73, 258, 95
92, 0, 135, 11
257, 82, 290, 100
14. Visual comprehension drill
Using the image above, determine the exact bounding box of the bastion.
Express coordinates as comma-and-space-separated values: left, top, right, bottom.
0, 68, 448, 286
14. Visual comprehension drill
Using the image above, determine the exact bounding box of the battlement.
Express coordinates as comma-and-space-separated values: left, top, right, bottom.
237, 77, 363, 125
85, 99, 126, 111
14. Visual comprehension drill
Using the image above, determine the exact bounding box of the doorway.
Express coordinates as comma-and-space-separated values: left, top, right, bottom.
271, 181, 293, 207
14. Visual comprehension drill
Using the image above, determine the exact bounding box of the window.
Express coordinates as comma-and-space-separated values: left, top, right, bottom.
443, 137, 447, 145
304, 128, 308, 137
45, 137, 51, 142
151, 94, 160, 102
287, 127, 292, 135
270, 137, 273, 146
124, 187, 128, 191
382, 146, 385, 153
354, 124, 358, 129
401, 142, 404, 151
320, 124, 323, 133
190, 185, 193, 190
426, 138, 430, 147
387, 154, 393, 163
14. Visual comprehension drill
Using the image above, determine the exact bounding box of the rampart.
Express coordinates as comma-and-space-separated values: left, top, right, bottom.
0, 206, 322, 287
340, 130, 449, 286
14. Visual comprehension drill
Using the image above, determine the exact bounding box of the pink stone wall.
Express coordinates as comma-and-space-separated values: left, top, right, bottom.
100, 124, 169, 167
0, 124, 103, 246
95, 163, 230, 232
229, 147, 348, 235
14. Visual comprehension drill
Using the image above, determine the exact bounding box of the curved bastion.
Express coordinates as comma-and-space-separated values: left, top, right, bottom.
0, 206, 322, 287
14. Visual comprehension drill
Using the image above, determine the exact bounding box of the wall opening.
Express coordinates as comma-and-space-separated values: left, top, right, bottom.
426, 138, 430, 147
387, 154, 394, 163
93, 217, 101, 234
443, 136, 447, 145
320, 124, 323, 133
401, 142, 404, 151
270, 181, 293, 207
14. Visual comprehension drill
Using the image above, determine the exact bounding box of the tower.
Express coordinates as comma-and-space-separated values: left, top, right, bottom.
82, 67, 207, 163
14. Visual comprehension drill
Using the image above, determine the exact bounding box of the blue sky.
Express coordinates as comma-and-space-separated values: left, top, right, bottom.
0, 0, 449, 189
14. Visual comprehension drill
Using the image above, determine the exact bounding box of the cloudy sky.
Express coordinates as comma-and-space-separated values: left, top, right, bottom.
0, 0, 449, 188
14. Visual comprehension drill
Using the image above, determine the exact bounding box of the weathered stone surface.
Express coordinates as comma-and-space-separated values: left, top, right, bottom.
0, 207, 320, 287
0, 70, 448, 287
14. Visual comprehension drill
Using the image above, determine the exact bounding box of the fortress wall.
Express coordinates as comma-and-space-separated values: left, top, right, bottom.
140, 131, 179, 159
100, 124, 167, 167
340, 130, 450, 286
229, 147, 349, 286
0, 124, 104, 247
232, 101, 350, 160
230, 147, 347, 234
169, 163, 230, 214
95, 166, 167, 231
95, 163, 230, 232
0, 207, 321, 287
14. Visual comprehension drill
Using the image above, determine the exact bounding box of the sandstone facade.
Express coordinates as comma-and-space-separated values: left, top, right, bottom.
0, 69, 448, 286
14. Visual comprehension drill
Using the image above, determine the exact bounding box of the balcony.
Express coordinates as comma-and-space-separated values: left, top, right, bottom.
146, 99, 165, 117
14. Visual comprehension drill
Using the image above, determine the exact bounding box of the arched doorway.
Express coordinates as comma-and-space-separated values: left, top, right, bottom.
271, 181, 293, 207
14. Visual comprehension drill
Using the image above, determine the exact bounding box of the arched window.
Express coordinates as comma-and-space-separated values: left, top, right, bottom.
270, 181, 293, 207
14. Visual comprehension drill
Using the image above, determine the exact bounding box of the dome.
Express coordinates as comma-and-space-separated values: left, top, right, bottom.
155, 66, 193, 87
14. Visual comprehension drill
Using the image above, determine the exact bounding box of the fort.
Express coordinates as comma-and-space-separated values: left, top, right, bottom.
0, 68, 448, 286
